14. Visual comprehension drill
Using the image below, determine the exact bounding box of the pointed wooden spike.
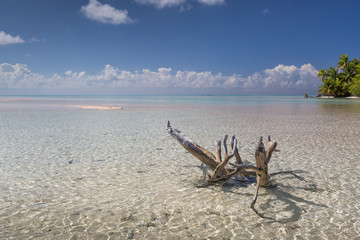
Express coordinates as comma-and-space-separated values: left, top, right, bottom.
230, 135, 243, 164
223, 135, 228, 154
230, 135, 235, 149
215, 140, 222, 163
232, 139, 237, 154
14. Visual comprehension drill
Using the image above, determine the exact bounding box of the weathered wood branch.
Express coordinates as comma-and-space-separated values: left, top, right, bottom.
167, 121, 226, 174
215, 141, 222, 163
211, 138, 237, 180
265, 135, 278, 164
231, 135, 243, 164
255, 137, 268, 186
229, 163, 264, 175
223, 135, 229, 155
251, 175, 261, 208
167, 121, 278, 207
211, 153, 233, 180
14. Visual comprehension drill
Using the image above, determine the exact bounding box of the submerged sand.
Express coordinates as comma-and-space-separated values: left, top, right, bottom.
1, 96, 360, 239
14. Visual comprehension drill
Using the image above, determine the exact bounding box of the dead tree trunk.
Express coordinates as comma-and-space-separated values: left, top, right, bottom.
167, 121, 279, 207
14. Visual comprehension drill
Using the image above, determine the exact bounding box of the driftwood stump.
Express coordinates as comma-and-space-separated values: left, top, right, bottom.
167, 121, 279, 207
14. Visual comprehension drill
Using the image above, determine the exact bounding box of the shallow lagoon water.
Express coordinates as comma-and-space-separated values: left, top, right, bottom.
1, 96, 360, 239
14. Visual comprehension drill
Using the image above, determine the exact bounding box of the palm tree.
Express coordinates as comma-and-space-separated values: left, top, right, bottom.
327, 67, 345, 97
337, 54, 349, 71
350, 61, 360, 96
349, 80, 360, 96
318, 54, 360, 97
341, 58, 359, 96
318, 68, 338, 96
318, 78, 334, 96
328, 67, 338, 80
351, 58, 359, 66
341, 64, 356, 84
317, 68, 328, 81
334, 76, 347, 97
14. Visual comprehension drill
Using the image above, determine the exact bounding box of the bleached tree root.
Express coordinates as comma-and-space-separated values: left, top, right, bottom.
167, 121, 279, 207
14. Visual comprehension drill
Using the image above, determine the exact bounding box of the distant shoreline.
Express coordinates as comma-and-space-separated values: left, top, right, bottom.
316, 96, 360, 99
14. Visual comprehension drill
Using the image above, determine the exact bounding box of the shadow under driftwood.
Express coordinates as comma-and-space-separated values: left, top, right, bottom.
251, 170, 328, 223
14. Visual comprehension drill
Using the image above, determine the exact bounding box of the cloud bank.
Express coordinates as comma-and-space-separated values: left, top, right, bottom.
80, 0, 134, 25
0, 31, 25, 45
0, 63, 319, 94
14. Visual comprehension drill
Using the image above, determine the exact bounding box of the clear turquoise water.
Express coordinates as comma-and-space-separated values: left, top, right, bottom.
1, 96, 360, 239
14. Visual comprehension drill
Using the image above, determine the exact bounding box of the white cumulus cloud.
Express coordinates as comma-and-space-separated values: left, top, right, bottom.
197, 0, 225, 6
135, 0, 186, 8
0, 63, 52, 88
245, 64, 319, 89
261, 8, 269, 15
0, 63, 319, 93
80, 0, 134, 24
0, 31, 25, 45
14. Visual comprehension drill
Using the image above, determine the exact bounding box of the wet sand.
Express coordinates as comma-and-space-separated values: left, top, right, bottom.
66, 105, 123, 110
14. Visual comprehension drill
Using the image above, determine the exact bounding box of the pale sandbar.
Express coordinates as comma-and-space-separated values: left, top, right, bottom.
66, 105, 123, 110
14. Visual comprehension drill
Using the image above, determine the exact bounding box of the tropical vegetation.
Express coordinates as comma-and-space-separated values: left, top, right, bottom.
318, 54, 360, 97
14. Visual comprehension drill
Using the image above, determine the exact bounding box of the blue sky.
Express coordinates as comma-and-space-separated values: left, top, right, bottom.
1, 0, 360, 95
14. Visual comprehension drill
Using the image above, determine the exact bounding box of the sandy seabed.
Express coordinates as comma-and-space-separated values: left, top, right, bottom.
1, 96, 360, 239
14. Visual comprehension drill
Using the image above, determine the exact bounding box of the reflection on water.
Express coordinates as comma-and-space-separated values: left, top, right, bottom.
318, 100, 360, 114
1, 96, 360, 239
